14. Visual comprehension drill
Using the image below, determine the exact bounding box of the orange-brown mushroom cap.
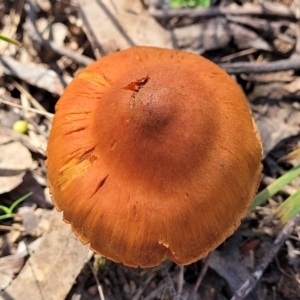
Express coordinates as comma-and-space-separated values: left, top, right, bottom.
46, 46, 262, 268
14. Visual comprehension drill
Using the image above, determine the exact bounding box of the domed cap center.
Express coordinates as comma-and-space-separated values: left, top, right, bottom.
124, 77, 178, 134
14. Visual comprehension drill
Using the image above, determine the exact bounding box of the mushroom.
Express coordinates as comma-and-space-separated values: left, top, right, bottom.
46, 46, 262, 268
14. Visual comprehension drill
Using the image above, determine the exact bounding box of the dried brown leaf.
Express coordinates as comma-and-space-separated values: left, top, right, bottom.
1, 211, 89, 300
0, 134, 33, 194
0, 241, 27, 290
78, 0, 172, 56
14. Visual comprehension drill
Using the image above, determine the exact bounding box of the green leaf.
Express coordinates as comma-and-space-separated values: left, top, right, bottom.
0, 34, 21, 46
276, 188, 300, 223
249, 164, 300, 210
171, 0, 182, 7
196, 0, 210, 7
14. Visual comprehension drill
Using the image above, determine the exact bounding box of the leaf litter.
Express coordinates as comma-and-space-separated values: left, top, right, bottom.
0, 0, 300, 299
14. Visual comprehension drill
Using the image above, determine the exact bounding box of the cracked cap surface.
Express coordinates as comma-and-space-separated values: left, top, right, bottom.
46, 46, 262, 267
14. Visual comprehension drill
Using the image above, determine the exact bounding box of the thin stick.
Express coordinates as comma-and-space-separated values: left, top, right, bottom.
176, 265, 185, 300
12, 80, 49, 114
188, 253, 212, 300
0, 55, 72, 95
164, 268, 177, 298
150, 3, 295, 20
231, 216, 299, 300
133, 263, 168, 300
88, 261, 105, 300
221, 48, 258, 62
0, 224, 24, 231
143, 284, 166, 300
24, 2, 94, 66
132, 272, 157, 300
0, 97, 54, 118
220, 56, 300, 74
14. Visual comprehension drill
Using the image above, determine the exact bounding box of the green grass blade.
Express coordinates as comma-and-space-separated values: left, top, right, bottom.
9, 191, 33, 213
249, 164, 300, 210
0, 192, 32, 222
0, 205, 11, 215
0, 214, 14, 221
276, 188, 300, 223
171, 0, 210, 8
0, 34, 20, 46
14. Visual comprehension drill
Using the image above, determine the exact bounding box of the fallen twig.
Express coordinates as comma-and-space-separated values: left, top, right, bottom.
150, 3, 295, 20
12, 80, 50, 116
24, 2, 94, 66
0, 96, 54, 118
188, 253, 212, 300
132, 269, 160, 300
220, 56, 300, 74
0, 55, 72, 95
163, 267, 177, 299
176, 266, 185, 300
231, 215, 300, 300
88, 261, 105, 300
143, 284, 166, 300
